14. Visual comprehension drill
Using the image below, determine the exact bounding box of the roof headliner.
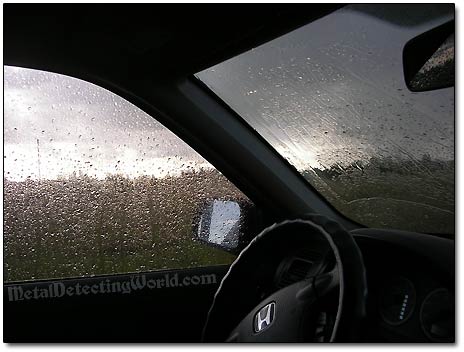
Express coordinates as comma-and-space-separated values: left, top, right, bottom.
4, 4, 343, 86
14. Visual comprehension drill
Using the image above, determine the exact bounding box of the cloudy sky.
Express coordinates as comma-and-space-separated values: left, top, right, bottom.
4, 67, 210, 181
197, 4, 454, 170
4, 4, 454, 181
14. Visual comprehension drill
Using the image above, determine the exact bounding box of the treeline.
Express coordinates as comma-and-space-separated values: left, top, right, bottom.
3, 155, 454, 282
302, 154, 454, 235
302, 154, 454, 181
4, 168, 244, 282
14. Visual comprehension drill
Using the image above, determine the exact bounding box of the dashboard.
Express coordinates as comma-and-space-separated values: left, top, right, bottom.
352, 229, 455, 342
266, 226, 454, 342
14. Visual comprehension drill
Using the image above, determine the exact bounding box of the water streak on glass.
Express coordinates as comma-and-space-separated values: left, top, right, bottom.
4, 66, 249, 282
196, 4, 454, 234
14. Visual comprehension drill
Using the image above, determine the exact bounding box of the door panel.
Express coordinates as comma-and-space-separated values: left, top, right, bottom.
3, 66, 249, 342
4, 265, 229, 342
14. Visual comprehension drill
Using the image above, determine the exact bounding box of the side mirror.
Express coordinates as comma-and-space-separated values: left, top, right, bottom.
403, 20, 454, 92
193, 199, 263, 254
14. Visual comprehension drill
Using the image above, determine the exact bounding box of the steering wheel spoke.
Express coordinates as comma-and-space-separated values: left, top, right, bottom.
202, 216, 367, 343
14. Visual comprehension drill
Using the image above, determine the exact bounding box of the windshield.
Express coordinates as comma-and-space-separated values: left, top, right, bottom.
196, 4, 454, 234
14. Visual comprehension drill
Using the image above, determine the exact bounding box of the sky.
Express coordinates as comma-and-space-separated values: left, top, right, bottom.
4, 67, 210, 181
197, 4, 454, 171
4, 4, 454, 181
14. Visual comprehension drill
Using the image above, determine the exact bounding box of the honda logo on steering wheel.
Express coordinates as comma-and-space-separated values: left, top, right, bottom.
254, 302, 275, 333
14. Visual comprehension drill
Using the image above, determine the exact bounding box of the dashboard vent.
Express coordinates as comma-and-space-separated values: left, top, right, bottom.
277, 258, 313, 288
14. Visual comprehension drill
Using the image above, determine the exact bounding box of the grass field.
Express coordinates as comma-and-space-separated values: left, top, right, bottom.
4, 155, 454, 282
4, 169, 242, 282
302, 155, 454, 234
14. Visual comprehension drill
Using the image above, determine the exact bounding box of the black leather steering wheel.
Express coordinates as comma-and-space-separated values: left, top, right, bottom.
202, 214, 367, 342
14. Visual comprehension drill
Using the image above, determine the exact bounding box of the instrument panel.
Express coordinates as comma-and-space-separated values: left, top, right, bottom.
379, 277, 416, 326
377, 277, 454, 342
353, 231, 454, 343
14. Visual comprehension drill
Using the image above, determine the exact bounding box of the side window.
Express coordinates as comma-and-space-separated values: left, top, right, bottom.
4, 66, 248, 282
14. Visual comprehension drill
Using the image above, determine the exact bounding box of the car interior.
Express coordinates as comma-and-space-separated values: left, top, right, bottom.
3, 4, 455, 343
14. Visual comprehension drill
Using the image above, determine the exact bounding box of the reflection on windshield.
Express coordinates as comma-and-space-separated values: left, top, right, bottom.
196, 4, 454, 234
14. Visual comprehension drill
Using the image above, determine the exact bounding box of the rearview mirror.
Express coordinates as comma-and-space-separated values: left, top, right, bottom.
403, 20, 454, 92
193, 199, 263, 254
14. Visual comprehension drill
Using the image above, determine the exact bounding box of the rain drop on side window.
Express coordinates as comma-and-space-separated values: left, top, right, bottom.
4, 66, 250, 282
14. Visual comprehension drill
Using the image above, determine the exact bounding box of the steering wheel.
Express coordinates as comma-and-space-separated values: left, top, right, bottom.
202, 214, 367, 342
